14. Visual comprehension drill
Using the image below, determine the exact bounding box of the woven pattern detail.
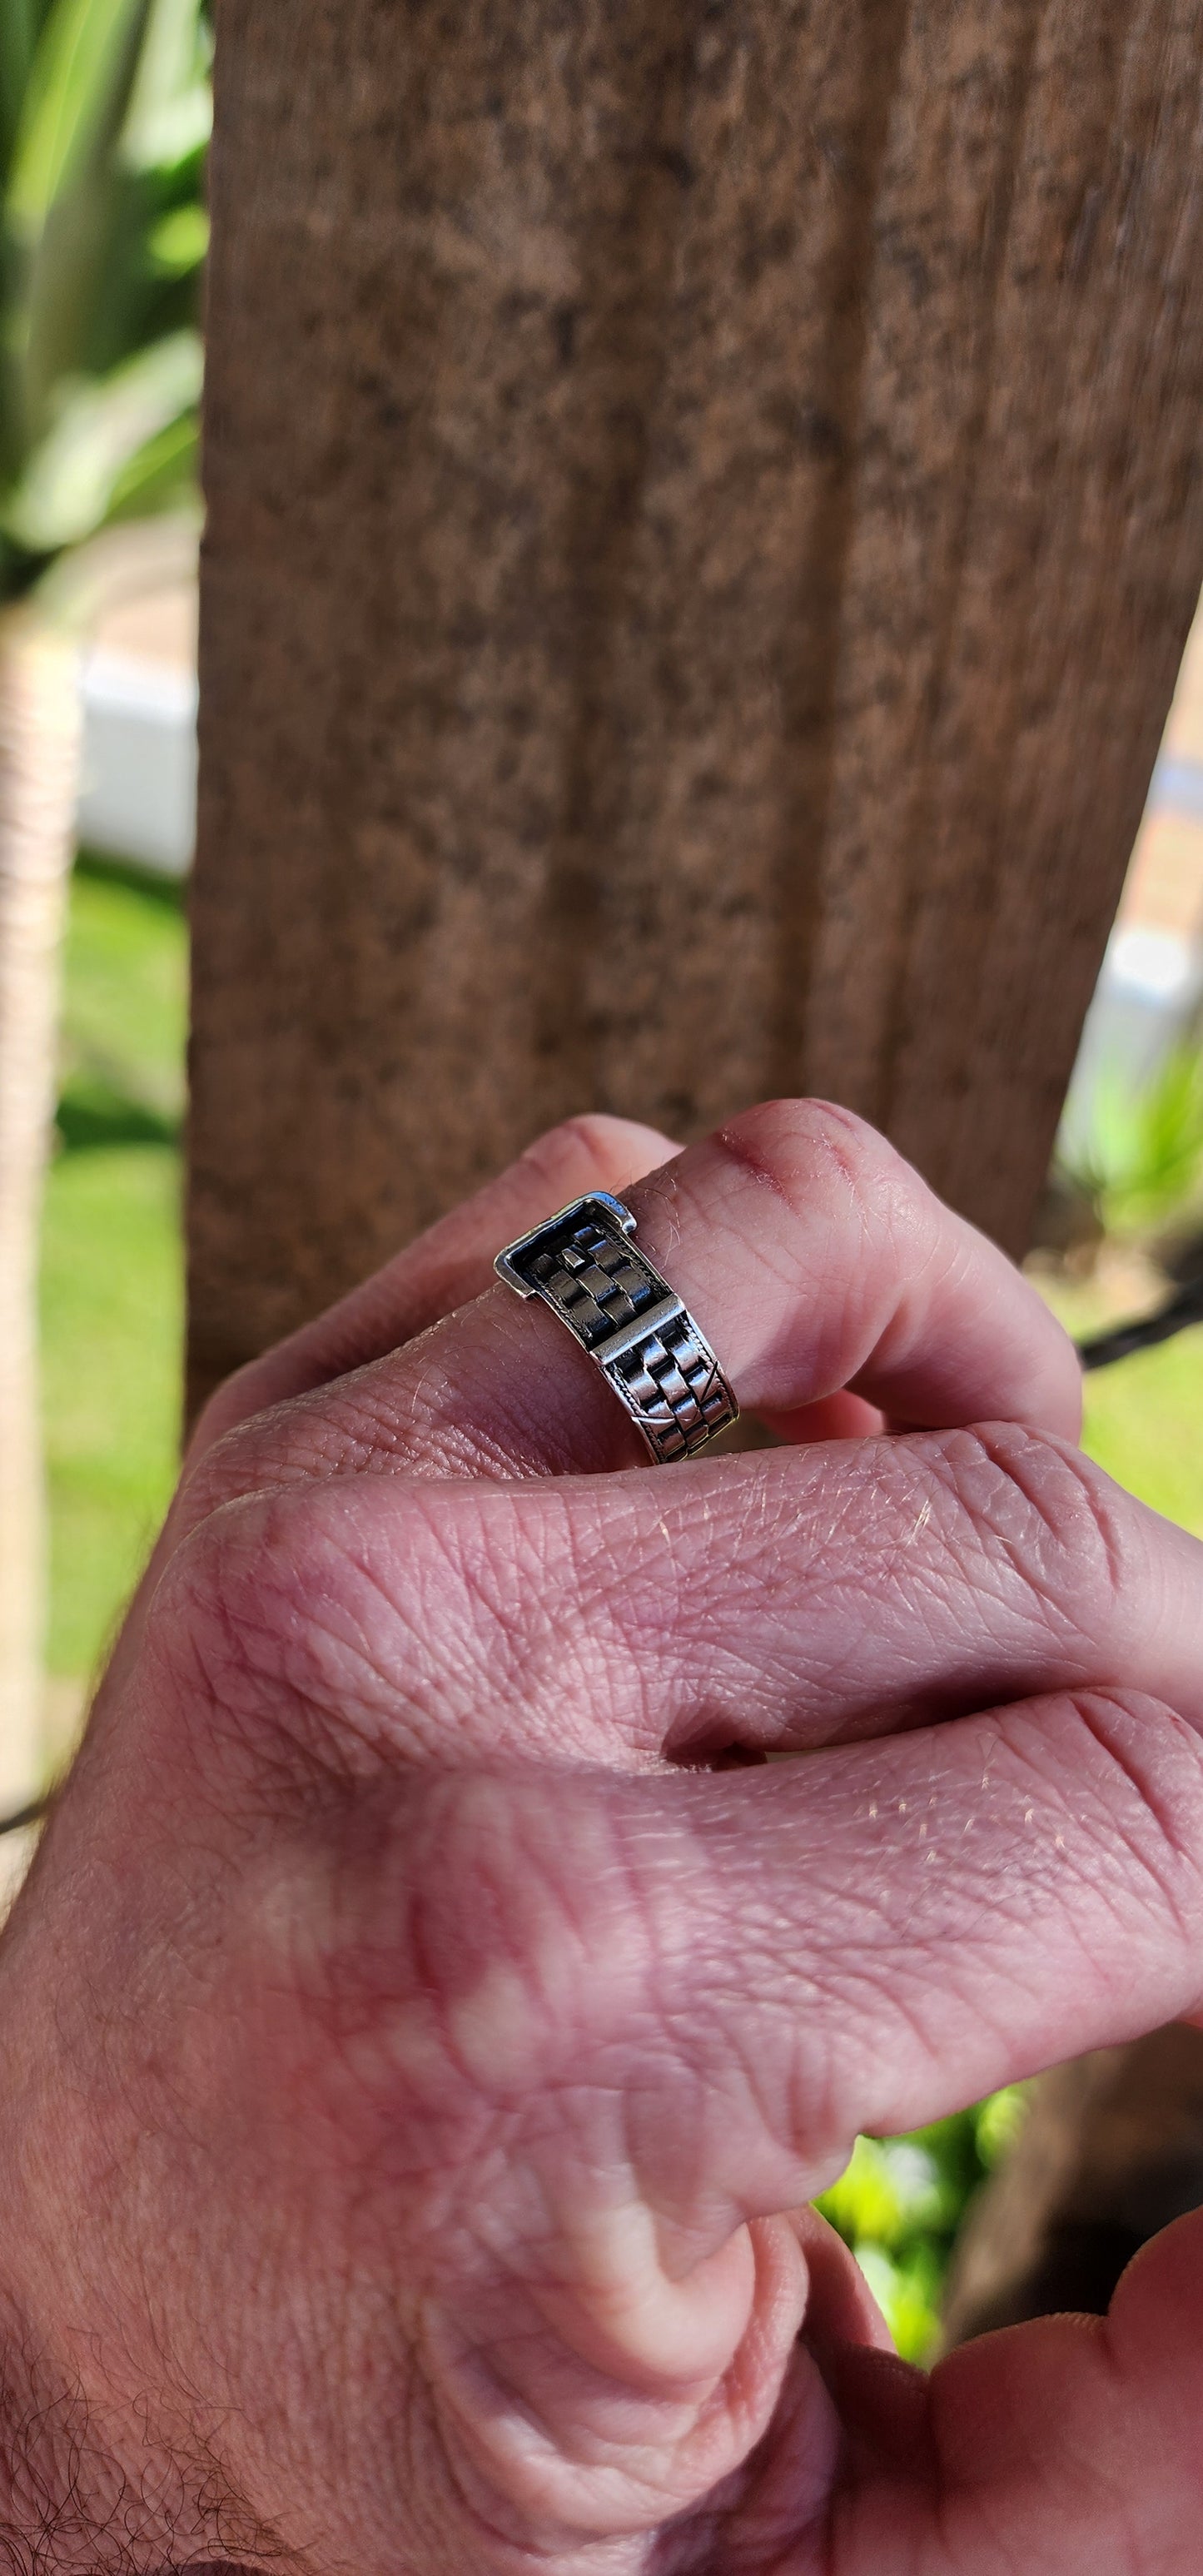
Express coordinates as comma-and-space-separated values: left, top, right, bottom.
503, 1198, 738, 1464
605, 1318, 734, 1462
528, 1218, 661, 1350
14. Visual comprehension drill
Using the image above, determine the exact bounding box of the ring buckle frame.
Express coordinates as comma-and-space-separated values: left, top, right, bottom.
495, 1191, 738, 1465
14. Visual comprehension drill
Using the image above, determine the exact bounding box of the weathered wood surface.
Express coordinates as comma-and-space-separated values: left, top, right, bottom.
191, 0, 1203, 1402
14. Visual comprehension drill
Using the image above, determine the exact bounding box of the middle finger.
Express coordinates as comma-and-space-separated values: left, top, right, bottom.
184, 1422, 1203, 1772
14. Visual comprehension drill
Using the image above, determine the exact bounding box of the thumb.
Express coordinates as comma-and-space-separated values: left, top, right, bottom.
818, 2205, 1203, 2570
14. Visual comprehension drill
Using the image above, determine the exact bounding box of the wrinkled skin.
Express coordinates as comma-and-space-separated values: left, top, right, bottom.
3, 1100, 1203, 2574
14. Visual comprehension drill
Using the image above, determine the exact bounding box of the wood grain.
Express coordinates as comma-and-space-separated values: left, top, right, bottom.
191, 0, 1203, 1401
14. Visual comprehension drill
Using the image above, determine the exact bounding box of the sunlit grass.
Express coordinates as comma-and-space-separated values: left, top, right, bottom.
39, 857, 185, 1681
816, 2095, 1031, 2360
1036, 1260, 1203, 1539
41, 1141, 182, 1678
57, 849, 186, 1136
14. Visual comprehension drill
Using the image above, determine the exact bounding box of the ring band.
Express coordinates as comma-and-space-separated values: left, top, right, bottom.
495, 1191, 739, 1464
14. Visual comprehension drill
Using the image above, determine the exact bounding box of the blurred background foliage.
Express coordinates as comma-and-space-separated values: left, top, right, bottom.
1, 0, 208, 596
1057, 1041, 1203, 1240
43, 853, 182, 1681
817, 2092, 1029, 2358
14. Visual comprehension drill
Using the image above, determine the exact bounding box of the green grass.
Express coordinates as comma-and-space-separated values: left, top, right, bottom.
40, 854, 185, 1681
1042, 1271, 1203, 1540
1083, 1334, 1203, 1537
42, 1142, 183, 1676
57, 849, 186, 1142
36, 859, 1203, 2355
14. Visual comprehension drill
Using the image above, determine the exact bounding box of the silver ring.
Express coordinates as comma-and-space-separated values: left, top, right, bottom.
495, 1191, 738, 1464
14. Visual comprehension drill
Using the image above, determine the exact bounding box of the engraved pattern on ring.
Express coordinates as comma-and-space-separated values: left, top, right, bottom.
495, 1192, 739, 1464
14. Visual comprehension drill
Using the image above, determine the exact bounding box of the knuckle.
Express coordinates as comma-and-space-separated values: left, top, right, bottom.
713, 1097, 910, 1227
397, 1775, 654, 2096
145, 1489, 400, 1800
147, 1494, 304, 1713
148, 1485, 580, 1791
177, 1390, 370, 1543
176, 1415, 284, 1529
1025, 1679, 1203, 1957
931, 1421, 1133, 1637
1052, 1688, 1203, 1932
519, 1112, 669, 1199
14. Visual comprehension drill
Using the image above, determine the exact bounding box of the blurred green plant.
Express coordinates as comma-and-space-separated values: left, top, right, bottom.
0, 0, 205, 1802
816, 2090, 1029, 2360
1, 0, 208, 594
42, 854, 184, 1685
1057, 1042, 1203, 1240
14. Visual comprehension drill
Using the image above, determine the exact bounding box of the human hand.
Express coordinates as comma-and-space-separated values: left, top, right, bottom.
3, 1100, 1203, 2574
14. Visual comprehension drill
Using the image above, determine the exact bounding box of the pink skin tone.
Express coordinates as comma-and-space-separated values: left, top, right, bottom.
2, 1099, 1203, 2574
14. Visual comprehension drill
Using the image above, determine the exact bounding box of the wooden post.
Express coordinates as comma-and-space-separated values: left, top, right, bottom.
191, 0, 1203, 1407
943, 2026, 1203, 2343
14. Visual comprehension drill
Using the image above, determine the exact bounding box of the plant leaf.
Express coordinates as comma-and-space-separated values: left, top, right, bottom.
1058, 1041, 1203, 1236
105, 401, 196, 518
121, 78, 209, 172
0, 0, 37, 186
6, 0, 146, 243
2, 325, 201, 549
146, 199, 207, 274
119, 0, 210, 172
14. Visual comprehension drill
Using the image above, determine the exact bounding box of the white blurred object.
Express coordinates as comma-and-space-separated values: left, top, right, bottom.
1148, 753, 1203, 824
1058, 922, 1203, 1166
76, 643, 196, 874
1056, 714, 1203, 1166
52, 515, 199, 877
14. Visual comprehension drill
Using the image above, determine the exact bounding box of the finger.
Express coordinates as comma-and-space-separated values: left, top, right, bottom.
187, 1111, 679, 1460
181, 1424, 1203, 1770
652, 1687, 1203, 2255
379, 1686, 1203, 2308
818, 2209, 1203, 2571
763, 1390, 885, 1444
276, 1683, 1203, 2426
792, 2210, 894, 2360
181, 1099, 1081, 1504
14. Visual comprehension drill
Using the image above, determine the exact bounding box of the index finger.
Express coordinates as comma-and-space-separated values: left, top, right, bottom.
188, 1111, 680, 1460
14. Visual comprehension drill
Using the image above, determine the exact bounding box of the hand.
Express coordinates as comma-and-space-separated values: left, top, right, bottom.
3, 1099, 1203, 2575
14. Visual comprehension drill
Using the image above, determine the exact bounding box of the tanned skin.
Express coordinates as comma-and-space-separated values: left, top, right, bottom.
2, 1100, 1202, 2574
